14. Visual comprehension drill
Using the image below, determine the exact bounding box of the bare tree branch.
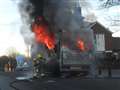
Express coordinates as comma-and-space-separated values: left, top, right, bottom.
99, 0, 120, 8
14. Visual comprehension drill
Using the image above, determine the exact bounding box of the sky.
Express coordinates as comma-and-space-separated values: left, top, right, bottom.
0, 0, 27, 56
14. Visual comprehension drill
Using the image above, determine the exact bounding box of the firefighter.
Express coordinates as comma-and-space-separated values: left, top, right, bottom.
33, 54, 46, 77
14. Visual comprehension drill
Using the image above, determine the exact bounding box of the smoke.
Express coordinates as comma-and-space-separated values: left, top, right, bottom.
18, 0, 34, 23
18, 0, 35, 45
16, 0, 52, 59
20, 25, 35, 45
16, 0, 95, 62
44, 0, 94, 49
44, 0, 82, 31
31, 43, 49, 60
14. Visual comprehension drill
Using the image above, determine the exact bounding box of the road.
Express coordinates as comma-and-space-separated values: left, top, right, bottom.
0, 71, 120, 90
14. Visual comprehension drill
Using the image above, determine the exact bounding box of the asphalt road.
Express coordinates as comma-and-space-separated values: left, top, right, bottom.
1, 72, 120, 90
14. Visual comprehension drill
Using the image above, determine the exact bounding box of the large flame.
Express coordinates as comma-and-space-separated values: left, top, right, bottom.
77, 39, 85, 51
32, 20, 55, 50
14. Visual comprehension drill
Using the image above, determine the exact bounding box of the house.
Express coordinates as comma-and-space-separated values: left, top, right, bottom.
91, 22, 112, 51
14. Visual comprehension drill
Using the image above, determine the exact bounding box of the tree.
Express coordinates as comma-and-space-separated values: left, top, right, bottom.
99, 0, 120, 8
6, 47, 19, 57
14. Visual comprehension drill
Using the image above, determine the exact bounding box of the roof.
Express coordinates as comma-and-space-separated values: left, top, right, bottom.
91, 22, 112, 34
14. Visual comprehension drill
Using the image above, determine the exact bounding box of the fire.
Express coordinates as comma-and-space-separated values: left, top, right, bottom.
32, 18, 55, 50
77, 39, 85, 51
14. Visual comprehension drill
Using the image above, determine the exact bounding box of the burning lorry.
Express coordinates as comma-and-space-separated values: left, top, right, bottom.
31, 0, 95, 76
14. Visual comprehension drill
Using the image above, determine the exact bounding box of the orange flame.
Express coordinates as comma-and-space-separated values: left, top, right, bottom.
77, 39, 85, 51
32, 23, 55, 50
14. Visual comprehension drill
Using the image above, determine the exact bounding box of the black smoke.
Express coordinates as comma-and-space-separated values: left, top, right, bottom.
29, 0, 44, 18
17, 0, 95, 63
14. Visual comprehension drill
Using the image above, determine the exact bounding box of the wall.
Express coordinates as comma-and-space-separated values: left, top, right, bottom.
91, 22, 112, 51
